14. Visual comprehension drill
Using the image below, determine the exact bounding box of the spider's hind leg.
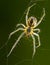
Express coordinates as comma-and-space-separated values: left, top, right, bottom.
26, 3, 36, 25
34, 8, 45, 28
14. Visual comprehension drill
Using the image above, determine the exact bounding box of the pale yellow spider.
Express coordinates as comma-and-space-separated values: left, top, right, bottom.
7, 3, 45, 58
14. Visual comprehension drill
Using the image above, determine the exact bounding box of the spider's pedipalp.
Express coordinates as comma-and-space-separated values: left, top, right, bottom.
33, 33, 41, 48
8, 28, 24, 40
7, 32, 24, 57
26, 3, 36, 26
31, 35, 36, 58
34, 8, 45, 28
16, 23, 26, 28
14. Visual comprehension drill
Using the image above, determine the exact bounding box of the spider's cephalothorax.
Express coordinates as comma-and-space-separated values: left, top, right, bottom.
7, 3, 45, 58
24, 26, 33, 36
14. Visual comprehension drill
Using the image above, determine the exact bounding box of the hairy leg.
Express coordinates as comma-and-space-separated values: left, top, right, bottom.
26, 3, 36, 25
16, 23, 26, 28
7, 32, 24, 57
34, 8, 45, 28
33, 33, 41, 48
31, 35, 36, 58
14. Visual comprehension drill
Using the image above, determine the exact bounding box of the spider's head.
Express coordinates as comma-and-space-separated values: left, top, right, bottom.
27, 16, 37, 27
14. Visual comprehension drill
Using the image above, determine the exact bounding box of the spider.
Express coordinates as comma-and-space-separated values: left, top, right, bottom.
7, 3, 45, 58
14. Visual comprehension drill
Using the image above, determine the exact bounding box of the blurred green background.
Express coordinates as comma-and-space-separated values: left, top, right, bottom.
0, 0, 50, 65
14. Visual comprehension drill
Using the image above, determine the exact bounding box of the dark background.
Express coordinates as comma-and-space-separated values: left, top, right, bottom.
0, 0, 50, 65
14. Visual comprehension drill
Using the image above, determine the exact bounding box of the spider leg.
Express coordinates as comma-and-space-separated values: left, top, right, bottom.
31, 35, 36, 58
34, 8, 45, 28
0, 28, 24, 50
8, 28, 24, 40
34, 28, 40, 33
16, 23, 26, 28
26, 3, 36, 25
7, 32, 24, 57
33, 33, 41, 48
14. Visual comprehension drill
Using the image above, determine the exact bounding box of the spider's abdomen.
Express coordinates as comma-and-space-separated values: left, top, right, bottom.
27, 16, 37, 27
28, 18, 33, 26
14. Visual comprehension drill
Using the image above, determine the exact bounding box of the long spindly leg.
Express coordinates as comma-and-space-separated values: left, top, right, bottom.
33, 33, 41, 48
16, 23, 26, 28
26, 3, 36, 25
7, 32, 24, 57
31, 35, 36, 58
8, 28, 24, 40
0, 28, 24, 50
34, 28, 40, 33
34, 8, 45, 28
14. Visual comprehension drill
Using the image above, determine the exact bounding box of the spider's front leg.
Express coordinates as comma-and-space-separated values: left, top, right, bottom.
31, 35, 36, 58
33, 33, 41, 48
8, 28, 24, 40
7, 28, 24, 57
34, 8, 45, 28
26, 3, 36, 25
0, 28, 24, 50
7, 32, 24, 57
